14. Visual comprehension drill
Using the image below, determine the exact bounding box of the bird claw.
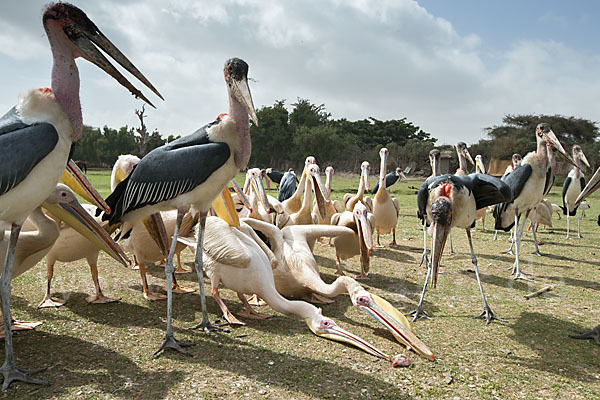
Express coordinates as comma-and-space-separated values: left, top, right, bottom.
513, 271, 533, 281
473, 307, 506, 324
188, 319, 230, 334
153, 334, 193, 357
569, 326, 600, 345
418, 253, 429, 269
405, 307, 430, 322
0, 364, 49, 392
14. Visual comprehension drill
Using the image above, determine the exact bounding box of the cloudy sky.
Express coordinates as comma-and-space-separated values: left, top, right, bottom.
1, 1, 598, 145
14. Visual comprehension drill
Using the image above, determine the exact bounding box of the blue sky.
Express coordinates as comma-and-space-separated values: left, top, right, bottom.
1, 1, 598, 146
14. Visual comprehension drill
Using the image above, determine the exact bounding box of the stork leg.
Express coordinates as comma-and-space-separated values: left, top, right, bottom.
418, 223, 429, 268
0, 223, 48, 391
466, 229, 505, 324
512, 211, 533, 281
492, 229, 498, 241
503, 216, 517, 256
154, 211, 193, 357
406, 259, 432, 321
569, 324, 600, 344
189, 213, 229, 333
530, 207, 544, 256
577, 209, 582, 238
37, 261, 65, 308
448, 230, 454, 255
565, 201, 571, 239
86, 263, 120, 304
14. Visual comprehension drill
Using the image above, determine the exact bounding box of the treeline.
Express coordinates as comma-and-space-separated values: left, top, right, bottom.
72, 125, 180, 168
248, 98, 436, 172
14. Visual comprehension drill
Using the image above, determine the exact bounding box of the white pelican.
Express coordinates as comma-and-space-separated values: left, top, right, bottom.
344, 161, 370, 212
331, 202, 375, 279
410, 173, 511, 323
373, 148, 399, 247
561, 145, 590, 239
103, 58, 258, 355
242, 218, 434, 361
281, 156, 316, 213
289, 164, 326, 226
314, 166, 342, 225
493, 123, 575, 280
0, 2, 159, 389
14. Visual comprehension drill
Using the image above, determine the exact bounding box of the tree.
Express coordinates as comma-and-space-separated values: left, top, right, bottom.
135, 104, 151, 156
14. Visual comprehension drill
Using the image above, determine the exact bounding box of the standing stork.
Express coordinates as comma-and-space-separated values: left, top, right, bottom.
0, 2, 159, 389
561, 145, 590, 239
419, 149, 441, 267
373, 148, 399, 247
103, 58, 258, 356
409, 173, 511, 323
493, 154, 523, 241
371, 167, 406, 194
455, 142, 474, 176
277, 169, 297, 202
493, 123, 574, 280
474, 155, 489, 232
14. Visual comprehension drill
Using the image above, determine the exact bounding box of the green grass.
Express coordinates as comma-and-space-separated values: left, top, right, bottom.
5, 170, 600, 399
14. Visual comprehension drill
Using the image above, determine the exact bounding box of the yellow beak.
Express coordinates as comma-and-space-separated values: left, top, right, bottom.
61, 159, 111, 213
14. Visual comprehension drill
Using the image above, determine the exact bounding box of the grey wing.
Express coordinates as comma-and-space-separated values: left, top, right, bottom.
463, 174, 513, 209
277, 172, 296, 202
502, 164, 532, 200
0, 107, 59, 196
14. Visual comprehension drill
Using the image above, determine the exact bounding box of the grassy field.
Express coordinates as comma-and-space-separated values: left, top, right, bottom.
4, 169, 600, 399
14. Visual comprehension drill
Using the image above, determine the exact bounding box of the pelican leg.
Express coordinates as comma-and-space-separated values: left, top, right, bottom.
513, 211, 533, 281
389, 227, 398, 247
37, 261, 65, 308
406, 259, 432, 321
236, 293, 272, 320
164, 272, 195, 294
480, 214, 486, 232
418, 223, 429, 268
0, 224, 49, 391
577, 209, 582, 238
189, 213, 229, 334
154, 211, 193, 357
569, 324, 600, 344
335, 257, 345, 275
212, 288, 245, 326
140, 263, 166, 301
86, 263, 120, 304
466, 229, 505, 324
530, 207, 545, 256
174, 252, 192, 274
375, 229, 383, 248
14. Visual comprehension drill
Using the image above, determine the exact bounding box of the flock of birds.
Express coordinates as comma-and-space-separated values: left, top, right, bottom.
0, 2, 599, 392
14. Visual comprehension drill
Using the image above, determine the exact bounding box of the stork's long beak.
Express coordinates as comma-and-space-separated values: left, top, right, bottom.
575, 166, 600, 206
430, 218, 450, 289
142, 213, 169, 257
68, 10, 163, 108
463, 148, 474, 166
43, 197, 129, 267
359, 294, 434, 361
231, 179, 252, 213
543, 130, 577, 167
211, 186, 243, 227
306, 319, 390, 361
230, 75, 258, 126
60, 160, 111, 213
580, 150, 591, 169
250, 175, 270, 214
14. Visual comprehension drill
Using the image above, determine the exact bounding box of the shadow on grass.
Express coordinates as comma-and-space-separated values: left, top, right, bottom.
505, 312, 600, 383
1, 331, 178, 399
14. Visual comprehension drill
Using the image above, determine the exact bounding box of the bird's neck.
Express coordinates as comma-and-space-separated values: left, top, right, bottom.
458, 155, 468, 174
299, 178, 313, 214
355, 173, 366, 197
27, 208, 61, 251
49, 34, 83, 141
229, 95, 251, 169
292, 170, 308, 200
249, 190, 260, 218
536, 140, 549, 172
325, 173, 332, 197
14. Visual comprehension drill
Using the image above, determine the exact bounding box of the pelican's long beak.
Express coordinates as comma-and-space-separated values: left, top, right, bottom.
231, 179, 252, 213
580, 150, 591, 169
463, 148, 475, 166
230, 75, 258, 126
430, 215, 450, 289
42, 196, 129, 267
358, 294, 434, 361
114, 166, 130, 186
61, 5, 163, 108
575, 166, 600, 206
356, 212, 373, 265
311, 173, 327, 220
250, 175, 270, 215
211, 186, 242, 227
61, 160, 111, 213
362, 167, 369, 191
543, 130, 577, 167
306, 318, 390, 361
142, 213, 169, 257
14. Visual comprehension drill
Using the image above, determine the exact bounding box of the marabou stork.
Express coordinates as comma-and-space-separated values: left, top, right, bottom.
103, 58, 258, 356
455, 142, 474, 176
266, 168, 284, 185
493, 123, 575, 280
568, 166, 600, 343
371, 167, 406, 194
277, 169, 297, 202
474, 155, 490, 232
0, 2, 159, 389
419, 149, 441, 267
561, 145, 590, 239
493, 154, 523, 241
373, 148, 399, 247
409, 173, 512, 323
